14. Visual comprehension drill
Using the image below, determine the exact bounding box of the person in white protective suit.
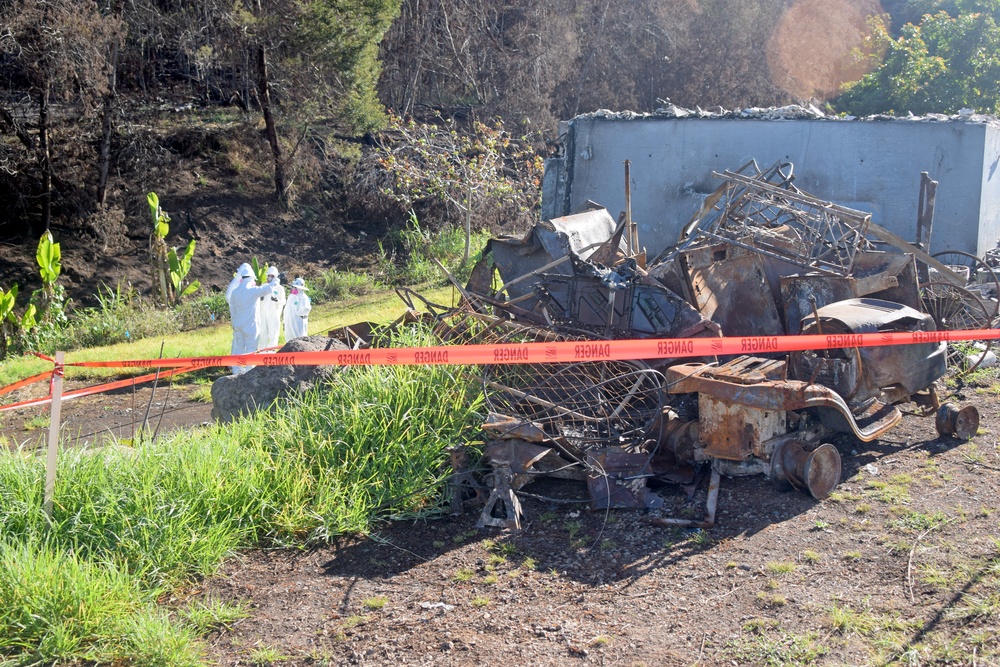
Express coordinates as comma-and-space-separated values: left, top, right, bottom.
257, 266, 286, 349
284, 277, 312, 340
228, 264, 273, 375
225, 262, 252, 306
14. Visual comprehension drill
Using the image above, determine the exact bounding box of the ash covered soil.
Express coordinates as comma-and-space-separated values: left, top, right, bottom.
3, 378, 999, 665
198, 388, 1000, 666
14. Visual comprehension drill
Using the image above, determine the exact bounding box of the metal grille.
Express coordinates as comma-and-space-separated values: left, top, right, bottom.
483, 359, 664, 450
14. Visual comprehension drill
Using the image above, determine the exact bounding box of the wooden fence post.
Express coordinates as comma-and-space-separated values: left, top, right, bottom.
43, 351, 64, 520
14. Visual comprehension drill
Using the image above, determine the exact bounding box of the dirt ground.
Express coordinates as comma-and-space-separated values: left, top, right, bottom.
0, 375, 216, 450
192, 400, 1000, 667
3, 373, 999, 666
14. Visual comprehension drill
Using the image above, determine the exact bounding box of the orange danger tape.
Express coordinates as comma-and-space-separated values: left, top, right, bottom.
0, 370, 53, 399
0, 345, 288, 413
58, 328, 1000, 370
4, 327, 997, 412
0, 365, 200, 413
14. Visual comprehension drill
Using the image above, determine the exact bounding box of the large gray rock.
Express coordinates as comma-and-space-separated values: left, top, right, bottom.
210, 335, 348, 423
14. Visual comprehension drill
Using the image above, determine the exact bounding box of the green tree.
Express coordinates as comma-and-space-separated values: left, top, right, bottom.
222, 0, 402, 205
838, 2, 1000, 115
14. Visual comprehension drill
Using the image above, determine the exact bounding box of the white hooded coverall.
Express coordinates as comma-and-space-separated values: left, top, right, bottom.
284, 285, 311, 340
226, 263, 252, 306
229, 275, 273, 374
257, 274, 286, 349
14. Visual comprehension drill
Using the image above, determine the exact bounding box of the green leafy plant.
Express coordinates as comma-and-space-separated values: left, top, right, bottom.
148, 191, 171, 305
0, 285, 16, 325
148, 192, 198, 306
23, 231, 68, 348
0, 285, 19, 359
0, 284, 40, 359
167, 239, 200, 299
250, 257, 269, 286
19, 303, 36, 330
36, 231, 60, 294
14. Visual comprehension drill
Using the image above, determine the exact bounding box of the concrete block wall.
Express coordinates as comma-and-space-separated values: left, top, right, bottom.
541, 114, 1000, 258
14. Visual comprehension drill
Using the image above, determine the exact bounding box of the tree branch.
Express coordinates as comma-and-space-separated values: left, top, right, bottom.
0, 104, 35, 151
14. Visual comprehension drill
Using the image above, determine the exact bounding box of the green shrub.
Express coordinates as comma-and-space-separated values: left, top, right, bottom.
376, 214, 490, 286
174, 290, 230, 329
52, 283, 180, 350
42, 284, 228, 352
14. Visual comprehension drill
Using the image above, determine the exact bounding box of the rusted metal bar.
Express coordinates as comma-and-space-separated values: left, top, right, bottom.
649, 468, 721, 529
608, 373, 650, 420
866, 221, 964, 287
433, 257, 479, 307
504, 291, 541, 306
915, 172, 937, 253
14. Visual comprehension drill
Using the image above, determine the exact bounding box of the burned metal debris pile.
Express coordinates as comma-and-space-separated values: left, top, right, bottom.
348, 161, 995, 530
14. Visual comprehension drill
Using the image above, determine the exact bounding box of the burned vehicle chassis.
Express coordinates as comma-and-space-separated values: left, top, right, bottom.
421, 161, 987, 529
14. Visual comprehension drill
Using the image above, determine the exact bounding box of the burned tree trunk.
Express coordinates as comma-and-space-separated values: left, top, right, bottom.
37, 82, 52, 235
256, 45, 286, 206
96, 0, 124, 207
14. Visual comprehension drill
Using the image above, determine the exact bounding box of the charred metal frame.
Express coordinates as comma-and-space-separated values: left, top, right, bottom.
435, 159, 986, 529
676, 161, 874, 276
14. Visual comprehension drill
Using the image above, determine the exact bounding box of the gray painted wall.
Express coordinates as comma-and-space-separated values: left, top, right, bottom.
979, 125, 1000, 255
542, 116, 1000, 258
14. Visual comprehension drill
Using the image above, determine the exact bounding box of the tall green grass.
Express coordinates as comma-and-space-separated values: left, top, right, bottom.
310, 268, 385, 304
0, 325, 482, 664
0, 538, 203, 666
268, 356, 483, 536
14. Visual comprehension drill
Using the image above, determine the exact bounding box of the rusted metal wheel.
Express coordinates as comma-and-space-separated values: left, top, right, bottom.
935, 402, 980, 440
769, 440, 842, 500
931, 250, 1000, 320
919, 281, 994, 375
